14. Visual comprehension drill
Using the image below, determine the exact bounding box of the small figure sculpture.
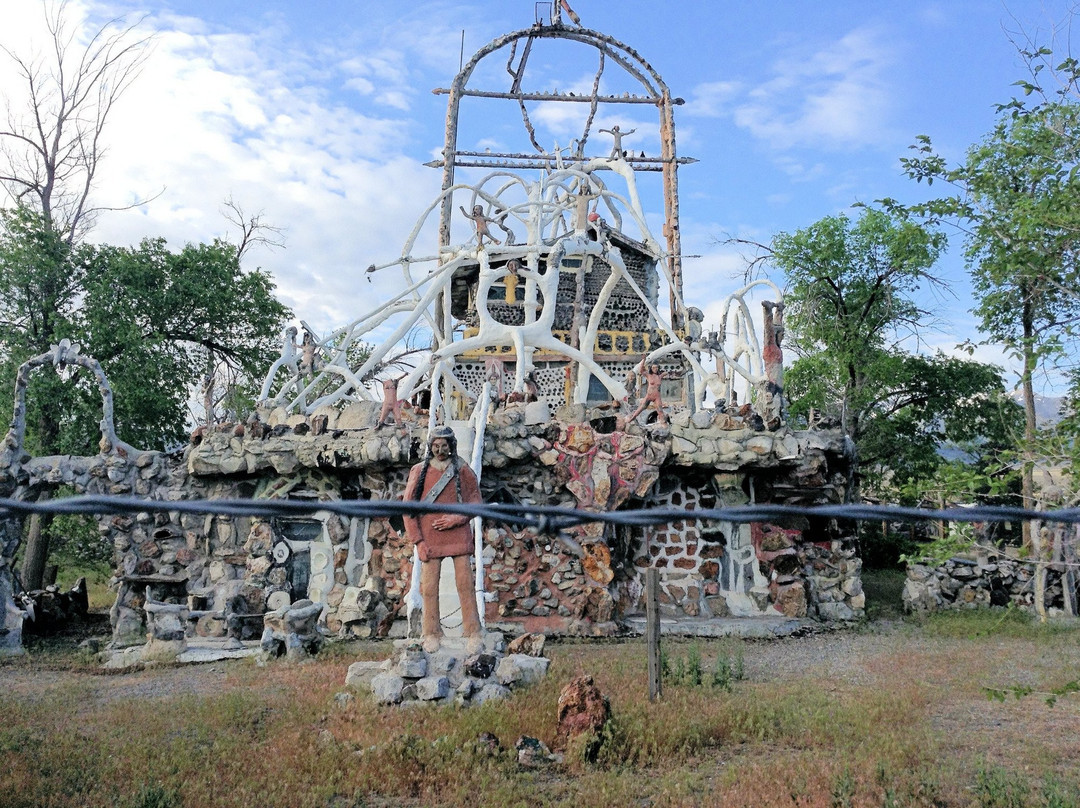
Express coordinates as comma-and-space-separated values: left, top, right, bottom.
376, 375, 406, 428
599, 124, 635, 159
403, 426, 484, 654
686, 306, 704, 346
299, 329, 321, 380
623, 368, 638, 407
494, 208, 516, 245
523, 370, 540, 402
625, 357, 678, 426
460, 204, 502, 246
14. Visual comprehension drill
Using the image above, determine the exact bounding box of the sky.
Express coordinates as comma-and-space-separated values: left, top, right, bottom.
1, 0, 1077, 394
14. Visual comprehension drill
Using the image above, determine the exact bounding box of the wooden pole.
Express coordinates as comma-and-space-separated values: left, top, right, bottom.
646, 567, 661, 702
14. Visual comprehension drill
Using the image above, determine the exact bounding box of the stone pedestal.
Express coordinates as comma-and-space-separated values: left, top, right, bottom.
261, 599, 324, 661
357, 631, 551, 707
142, 590, 188, 663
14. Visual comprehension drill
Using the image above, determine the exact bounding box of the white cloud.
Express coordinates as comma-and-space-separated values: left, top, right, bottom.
724, 27, 895, 151
687, 80, 741, 117
1, 1, 446, 333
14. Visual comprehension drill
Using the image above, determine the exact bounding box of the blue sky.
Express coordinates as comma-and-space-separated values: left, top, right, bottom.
2, 0, 1076, 393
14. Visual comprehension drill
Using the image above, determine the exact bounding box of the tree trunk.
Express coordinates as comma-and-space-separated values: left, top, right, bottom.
20, 510, 52, 591
1020, 293, 1046, 621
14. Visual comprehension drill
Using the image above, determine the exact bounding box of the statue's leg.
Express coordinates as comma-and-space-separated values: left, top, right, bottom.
453, 554, 482, 654
420, 558, 443, 652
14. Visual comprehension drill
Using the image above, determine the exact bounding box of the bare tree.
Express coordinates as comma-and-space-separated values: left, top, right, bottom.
1, 1, 150, 591
221, 196, 286, 261
0, 0, 152, 245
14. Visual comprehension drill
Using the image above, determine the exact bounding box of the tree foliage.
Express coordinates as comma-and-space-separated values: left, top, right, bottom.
896, 87, 1080, 565
0, 208, 291, 455
768, 209, 1019, 500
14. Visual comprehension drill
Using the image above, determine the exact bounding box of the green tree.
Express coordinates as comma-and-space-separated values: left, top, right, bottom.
0, 208, 291, 588
898, 99, 1080, 573
767, 208, 1019, 503
76, 237, 290, 449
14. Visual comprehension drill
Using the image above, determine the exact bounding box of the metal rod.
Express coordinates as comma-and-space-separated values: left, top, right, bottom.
432, 87, 675, 104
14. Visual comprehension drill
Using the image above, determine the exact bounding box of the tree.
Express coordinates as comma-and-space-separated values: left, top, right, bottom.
0, 208, 291, 588
0, 1, 151, 244
759, 209, 1021, 505
898, 102, 1080, 599
730, 208, 1015, 542
75, 236, 291, 449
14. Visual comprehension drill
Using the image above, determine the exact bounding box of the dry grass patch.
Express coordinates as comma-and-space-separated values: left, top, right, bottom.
2, 618, 1079, 807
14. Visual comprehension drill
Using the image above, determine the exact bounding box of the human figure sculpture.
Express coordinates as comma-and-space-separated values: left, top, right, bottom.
761, 300, 786, 428
686, 306, 704, 346
403, 426, 484, 654
625, 357, 677, 426
599, 124, 635, 159
376, 375, 406, 427
761, 301, 784, 387
493, 208, 516, 245
460, 204, 502, 246
299, 329, 321, 379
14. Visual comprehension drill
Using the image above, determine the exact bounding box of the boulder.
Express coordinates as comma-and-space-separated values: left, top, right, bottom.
496, 653, 550, 687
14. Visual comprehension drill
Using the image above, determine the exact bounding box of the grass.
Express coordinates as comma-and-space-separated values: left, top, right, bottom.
2, 613, 1080, 807
861, 567, 906, 620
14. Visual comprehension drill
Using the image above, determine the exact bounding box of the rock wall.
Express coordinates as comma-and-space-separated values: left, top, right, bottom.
904, 551, 1075, 615
0, 395, 862, 649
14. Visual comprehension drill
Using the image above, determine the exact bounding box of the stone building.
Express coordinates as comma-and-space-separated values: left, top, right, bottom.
0, 13, 864, 656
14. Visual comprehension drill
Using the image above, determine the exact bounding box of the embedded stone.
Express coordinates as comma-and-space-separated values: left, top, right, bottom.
345, 661, 385, 689
416, 676, 450, 701
371, 673, 405, 704
507, 632, 546, 657
496, 654, 550, 687
472, 683, 511, 704
466, 653, 497, 678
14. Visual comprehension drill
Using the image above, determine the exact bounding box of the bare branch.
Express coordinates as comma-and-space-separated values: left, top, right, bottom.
221, 197, 286, 260
0, 0, 153, 243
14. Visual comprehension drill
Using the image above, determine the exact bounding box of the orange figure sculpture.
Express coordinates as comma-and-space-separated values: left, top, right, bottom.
625, 357, 677, 426
402, 426, 483, 654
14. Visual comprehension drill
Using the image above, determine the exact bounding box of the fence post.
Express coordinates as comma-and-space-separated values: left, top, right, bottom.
646, 567, 661, 702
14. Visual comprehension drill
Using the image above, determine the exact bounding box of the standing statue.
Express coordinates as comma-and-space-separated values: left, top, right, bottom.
625, 357, 677, 426
761, 301, 785, 387
403, 426, 484, 654
376, 375, 406, 427
761, 301, 786, 429
299, 329, 321, 380
599, 124, 635, 159
460, 204, 502, 246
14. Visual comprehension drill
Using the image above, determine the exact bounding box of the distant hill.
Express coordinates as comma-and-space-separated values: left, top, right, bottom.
1009, 391, 1067, 426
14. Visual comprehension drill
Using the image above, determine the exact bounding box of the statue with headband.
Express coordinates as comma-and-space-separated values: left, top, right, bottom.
403, 425, 484, 654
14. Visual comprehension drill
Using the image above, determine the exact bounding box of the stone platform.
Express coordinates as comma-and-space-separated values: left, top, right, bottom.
622, 614, 815, 639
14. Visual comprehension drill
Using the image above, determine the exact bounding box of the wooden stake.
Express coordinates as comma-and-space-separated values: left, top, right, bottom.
646, 567, 661, 702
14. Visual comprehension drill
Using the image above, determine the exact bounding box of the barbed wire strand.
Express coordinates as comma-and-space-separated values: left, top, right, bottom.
0, 494, 1079, 533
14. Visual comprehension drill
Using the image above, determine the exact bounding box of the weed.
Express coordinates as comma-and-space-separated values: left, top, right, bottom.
1041, 775, 1080, 808
711, 643, 746, 691
975, 764, 1033, 808
830, 767, 855, 808
686, 642, 703, 686
126, 784, 181, 808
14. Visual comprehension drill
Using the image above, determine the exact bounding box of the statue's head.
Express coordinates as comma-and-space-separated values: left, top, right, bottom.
428, 425, 457, 459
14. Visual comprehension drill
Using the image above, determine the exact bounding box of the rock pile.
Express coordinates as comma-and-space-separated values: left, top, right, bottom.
346, 631, 551, 707
905, 553, 1072, 614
